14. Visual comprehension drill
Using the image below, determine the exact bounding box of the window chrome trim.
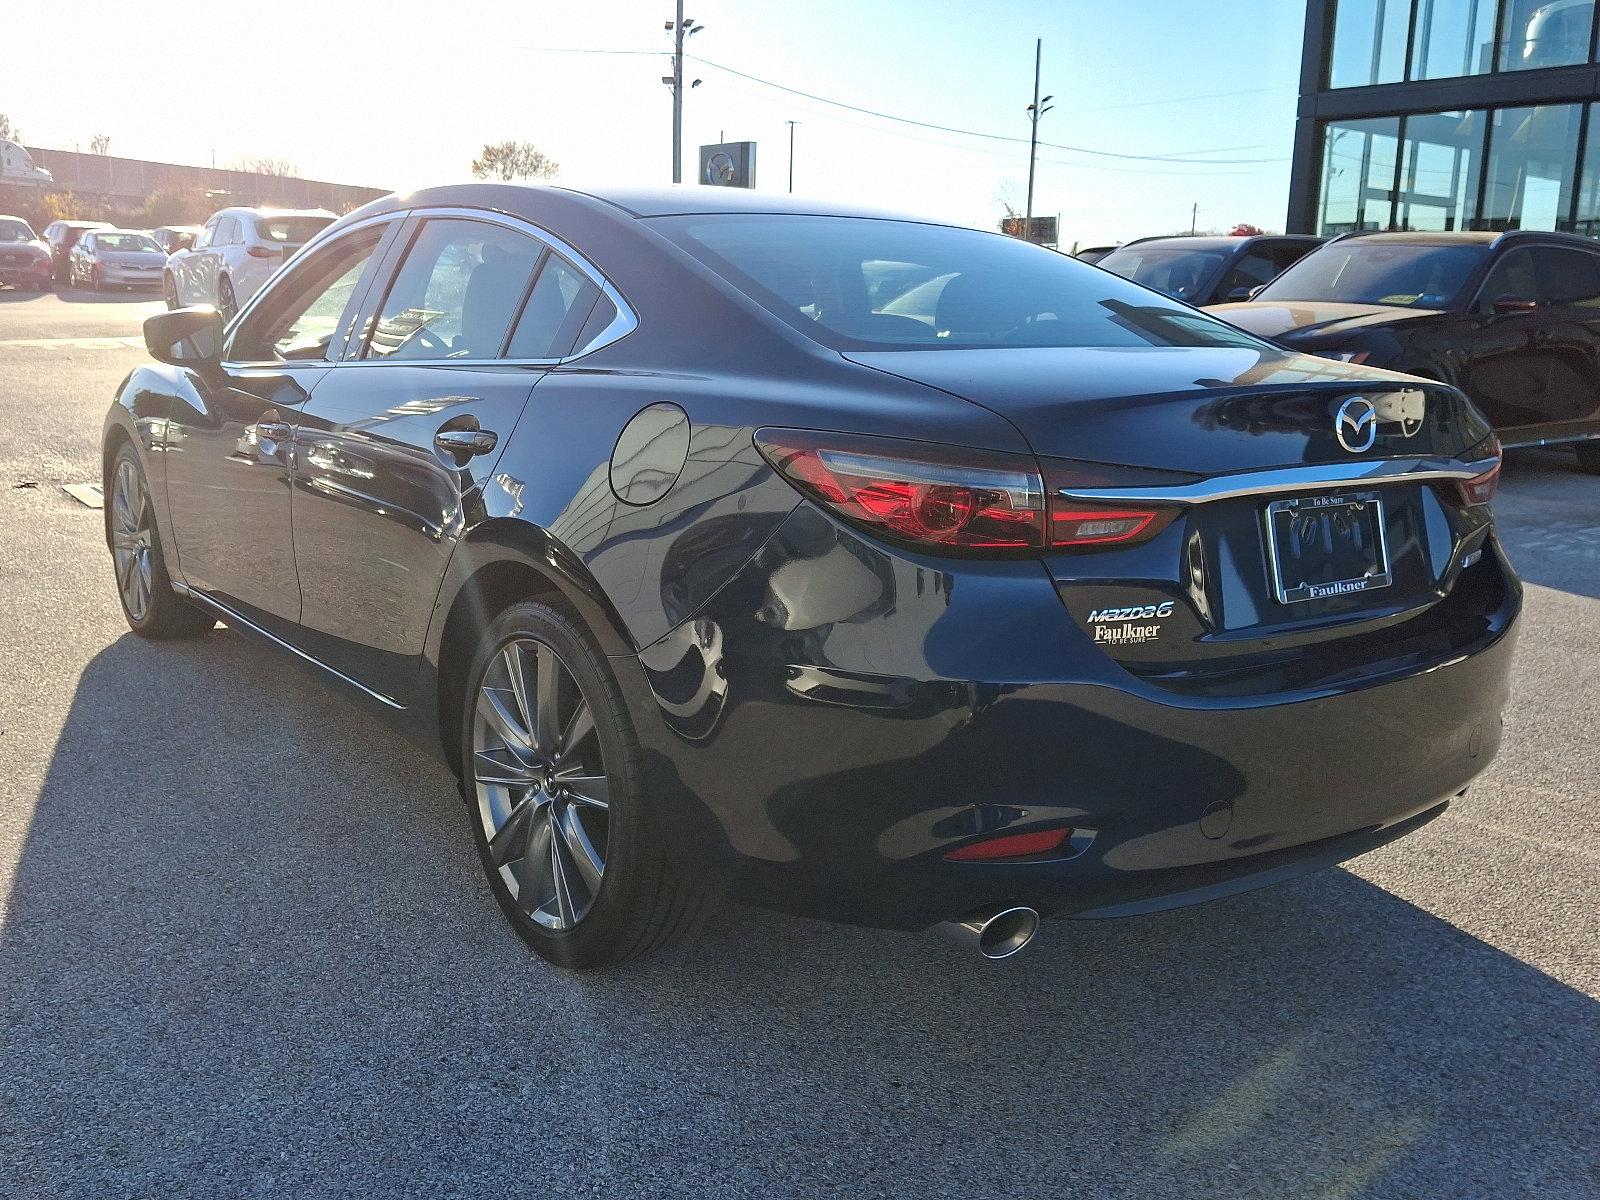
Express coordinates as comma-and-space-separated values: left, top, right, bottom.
1056, 456, 1500, 507
222, 210, 410, 365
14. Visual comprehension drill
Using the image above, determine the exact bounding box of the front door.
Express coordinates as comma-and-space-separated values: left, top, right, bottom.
289, 215, 587, 701
159, 220, 395, 636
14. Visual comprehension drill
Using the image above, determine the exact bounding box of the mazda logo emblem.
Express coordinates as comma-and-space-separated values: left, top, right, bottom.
1335, 396, 1378, 453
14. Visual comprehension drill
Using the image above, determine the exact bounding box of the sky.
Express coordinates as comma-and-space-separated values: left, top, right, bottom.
3, 0, 1309, 247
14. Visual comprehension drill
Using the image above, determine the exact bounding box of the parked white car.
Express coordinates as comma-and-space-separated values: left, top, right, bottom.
164, 207, 335, 319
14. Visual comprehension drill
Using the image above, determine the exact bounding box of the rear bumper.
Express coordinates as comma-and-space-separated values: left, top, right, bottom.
620, 505, 1520, 930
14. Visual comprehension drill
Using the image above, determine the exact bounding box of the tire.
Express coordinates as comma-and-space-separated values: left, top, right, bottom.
107, 444, 214, 639
458, 600, 705, 969
163, 273, 179, 310
1576, 440, 1600, 475
217, 275, 237, 323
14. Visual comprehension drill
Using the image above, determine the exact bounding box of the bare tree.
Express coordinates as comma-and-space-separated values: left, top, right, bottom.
230, 156, 300, 178
89, 134, 111, 155
0, 114, 20, 143
471, 141, 559, 182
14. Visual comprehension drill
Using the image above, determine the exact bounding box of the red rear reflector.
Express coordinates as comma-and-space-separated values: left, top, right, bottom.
1050, 507, 1168, 547
945, 827, 1072, 862
1456, 435, 1502, 506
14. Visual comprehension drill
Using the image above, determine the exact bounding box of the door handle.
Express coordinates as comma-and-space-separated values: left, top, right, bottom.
434, 428, 499, 461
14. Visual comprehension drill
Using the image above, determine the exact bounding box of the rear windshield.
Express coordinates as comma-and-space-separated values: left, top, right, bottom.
255, 216, 334, 244
1257, 242, 1488, 308
652, 214, 1270, 351
97, 233, 162, 253
1097, 245, 1227, 302
0, 219, 34, 242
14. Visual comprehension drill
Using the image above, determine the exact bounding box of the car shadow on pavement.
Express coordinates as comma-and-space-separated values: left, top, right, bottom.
2, 625, 1596, 1199
41, 288, 163, 305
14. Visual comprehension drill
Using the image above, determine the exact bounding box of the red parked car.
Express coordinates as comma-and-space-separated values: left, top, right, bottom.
0, 215, 54, 291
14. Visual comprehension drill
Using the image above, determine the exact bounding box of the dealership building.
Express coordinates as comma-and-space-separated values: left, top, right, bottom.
1291, 0, 1600, 236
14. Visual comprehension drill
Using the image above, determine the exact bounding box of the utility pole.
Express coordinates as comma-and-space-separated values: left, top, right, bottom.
663, 3, 704, 184
1024, 39, 1053, 242
787, 120, 798, 193
1190, 202, 1198, 235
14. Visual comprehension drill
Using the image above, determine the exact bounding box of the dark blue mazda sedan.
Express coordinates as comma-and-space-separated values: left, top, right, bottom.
103, 184, 1519, 966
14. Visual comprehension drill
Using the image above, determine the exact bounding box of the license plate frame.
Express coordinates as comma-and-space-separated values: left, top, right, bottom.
1263, 490, 1392, 605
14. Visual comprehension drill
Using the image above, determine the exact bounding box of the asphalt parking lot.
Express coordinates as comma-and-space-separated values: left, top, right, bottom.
0, 286, 1596, 1199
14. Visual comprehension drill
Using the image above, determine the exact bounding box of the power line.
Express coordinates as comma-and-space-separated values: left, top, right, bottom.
684, 54, 1288, 164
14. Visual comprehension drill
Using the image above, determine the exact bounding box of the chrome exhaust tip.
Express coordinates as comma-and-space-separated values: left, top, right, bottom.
939, 905, 1041, 960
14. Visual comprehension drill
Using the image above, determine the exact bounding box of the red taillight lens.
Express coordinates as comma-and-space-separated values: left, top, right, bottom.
247, 244, 279, 259
1456, 435, 1502, 506
945, 827, 1071, 861
755, 430, 1177, 556
756, 430, 1047, 552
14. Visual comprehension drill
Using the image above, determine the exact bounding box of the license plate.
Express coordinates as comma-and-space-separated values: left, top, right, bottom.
1263, 491, 1391, 604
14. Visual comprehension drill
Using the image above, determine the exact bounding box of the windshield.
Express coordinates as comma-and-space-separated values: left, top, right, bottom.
1097, 245, 1228, 302
1257, 242, 1488, 308
652, 214, 1271, 352
96, 233, 162, 253
256, 216, 333, 244
0, 219, 35, 243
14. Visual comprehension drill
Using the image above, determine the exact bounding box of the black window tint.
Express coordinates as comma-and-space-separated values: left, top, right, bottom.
229, 228, 383, 362
367, 219, 541, 360
571, 292, 618, 354
1531, 245, 1600, 306
1478, 247, 1539, 311
656, 214, 1271, 351
507, 254, 598, 359
1217, 251, 1280, 300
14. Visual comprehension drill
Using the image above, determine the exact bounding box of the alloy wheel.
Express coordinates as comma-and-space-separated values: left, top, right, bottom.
218, 278, 237, 323
472, 637, 611, 930
110, 457, 154, 622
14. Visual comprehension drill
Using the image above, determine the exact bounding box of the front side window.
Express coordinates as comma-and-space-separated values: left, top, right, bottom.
1530, 244, 1600, 304
0, 218, 35, 242
1476, 246, 1539, 309
229, 227, 384, 362
366, 219, 541, 360
654, 214, 1271, 352
1259, 241, 1490, 308
1216, 250, 1284, 300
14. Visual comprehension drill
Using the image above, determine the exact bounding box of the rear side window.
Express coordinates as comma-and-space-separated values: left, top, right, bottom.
1531, 245, 1600, 306
506, 254, 598, 359
1216, 250, 1281, 300
366, 219, 541, 360
655, 214, 1269, 351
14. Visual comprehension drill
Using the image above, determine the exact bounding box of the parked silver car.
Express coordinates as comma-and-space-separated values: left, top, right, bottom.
68, 229, 168, 291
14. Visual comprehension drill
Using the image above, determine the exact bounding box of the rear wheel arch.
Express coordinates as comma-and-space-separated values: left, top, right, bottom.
432, 523, 635, 776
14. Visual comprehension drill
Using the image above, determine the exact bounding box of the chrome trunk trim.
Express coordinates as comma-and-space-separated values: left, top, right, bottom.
1056, 456, 1498, 507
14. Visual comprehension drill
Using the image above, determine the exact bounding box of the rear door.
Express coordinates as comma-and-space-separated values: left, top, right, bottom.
1514, 243, 1600, 440
288, 211, 601, 700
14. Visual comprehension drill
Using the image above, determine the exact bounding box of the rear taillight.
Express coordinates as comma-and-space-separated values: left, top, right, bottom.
247, 244, 279, 259
1456, 435, 1502, 506
754, 429, 1177, 556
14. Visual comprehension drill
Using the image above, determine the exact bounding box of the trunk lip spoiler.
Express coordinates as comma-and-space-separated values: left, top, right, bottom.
1057, 455, 1499, 507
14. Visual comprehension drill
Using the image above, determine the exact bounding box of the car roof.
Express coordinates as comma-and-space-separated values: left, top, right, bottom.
217, 206, 335, 218
555, 184, 925, 221
1113, 234, 1321, 252
59, 220, 111, 229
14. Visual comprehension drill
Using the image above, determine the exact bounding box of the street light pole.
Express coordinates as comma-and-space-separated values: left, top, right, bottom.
1024, 39, 1052, 243
787, 120, 797, 193
663, 4, 703, 183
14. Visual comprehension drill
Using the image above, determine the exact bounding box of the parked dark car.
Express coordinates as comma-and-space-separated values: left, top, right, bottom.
42, 219, 111, 284
1073, 244, 1118, 265
0, 215, 54, 291
1099, 234, 1323, 306
103, 184, 1519, 968
151, 225, 202, 256
1212, 230, 1600, 471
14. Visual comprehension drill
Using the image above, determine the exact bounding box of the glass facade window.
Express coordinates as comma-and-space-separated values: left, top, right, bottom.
1572, 103, 1600, 234
1481, 104, 1584, 229
1398, 110, 1485, 230
1327, 0, 1600, 86
1499, 0, 1596, 71
1319, 117, 1402, 233
1411, 0, 1499, 77
1330, 0, 1412, 87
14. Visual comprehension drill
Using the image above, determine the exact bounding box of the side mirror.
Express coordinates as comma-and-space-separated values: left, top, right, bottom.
1492, 294, 1539, 314
145, 306, 224, 367
1225, 286, 1261, 302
